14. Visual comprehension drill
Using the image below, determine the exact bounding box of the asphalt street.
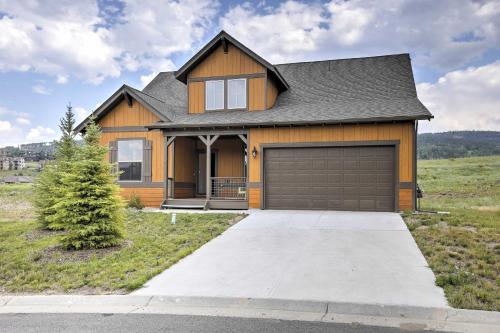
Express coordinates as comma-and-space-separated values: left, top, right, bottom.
0, 313, 454, 333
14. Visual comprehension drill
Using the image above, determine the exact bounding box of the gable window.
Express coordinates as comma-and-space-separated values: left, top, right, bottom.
227, 78, 246, 109
118, 140, 142, 181
205, 80, 224, 110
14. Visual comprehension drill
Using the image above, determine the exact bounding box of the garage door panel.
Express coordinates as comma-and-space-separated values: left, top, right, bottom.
264, 146, 395, 212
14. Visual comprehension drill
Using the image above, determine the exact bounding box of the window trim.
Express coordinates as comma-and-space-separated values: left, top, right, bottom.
205, 79, 225, 111
227, 78, 247, 110
202, 77, 249, 111
116, 138, 145, 183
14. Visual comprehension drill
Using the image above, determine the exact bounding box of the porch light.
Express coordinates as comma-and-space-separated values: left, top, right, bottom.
252, 146, 257, 158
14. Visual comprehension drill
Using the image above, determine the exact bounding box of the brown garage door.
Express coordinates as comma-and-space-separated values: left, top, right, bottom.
264, 146, 395, 211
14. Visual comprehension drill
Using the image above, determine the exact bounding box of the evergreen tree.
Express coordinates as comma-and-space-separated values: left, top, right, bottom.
34, 104, 78, 230
57, 119, 124, 249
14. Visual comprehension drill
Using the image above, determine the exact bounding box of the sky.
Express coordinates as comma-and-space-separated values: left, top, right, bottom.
0, 0, 499, 147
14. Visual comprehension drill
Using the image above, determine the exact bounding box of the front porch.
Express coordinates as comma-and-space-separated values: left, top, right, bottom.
161, 130, 249, 210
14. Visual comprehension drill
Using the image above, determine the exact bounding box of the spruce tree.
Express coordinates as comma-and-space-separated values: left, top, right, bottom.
58, 119, 124, 249
34, 104, 77, 230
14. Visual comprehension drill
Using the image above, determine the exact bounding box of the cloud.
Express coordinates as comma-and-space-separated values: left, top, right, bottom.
26, 126, 57, 142
417, 61, 500, 133
32, 84, 51, 95
220, 0, 500, 69
0, 0, 219, 84
16, 117, 31, 125
74, 106, 91, 123
140, 71, 159, 88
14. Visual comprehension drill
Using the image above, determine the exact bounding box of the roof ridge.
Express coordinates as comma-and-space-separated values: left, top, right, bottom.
128, 85, 165, 103
273, 53, 410, 66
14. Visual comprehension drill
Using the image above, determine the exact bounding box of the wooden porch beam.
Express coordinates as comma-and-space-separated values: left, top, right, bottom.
237, 134, 247, 145
197, 135, 208, 146
123, 92, 133, 107
209, 134, 220, 146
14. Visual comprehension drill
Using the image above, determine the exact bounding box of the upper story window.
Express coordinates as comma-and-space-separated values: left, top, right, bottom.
227, 79, 246, 109
205, 80, 224, 110
118, 140, 142, 181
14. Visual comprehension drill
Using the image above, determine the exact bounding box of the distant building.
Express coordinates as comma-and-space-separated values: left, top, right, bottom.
19, 141, 56, 160
0, 157, 25, 170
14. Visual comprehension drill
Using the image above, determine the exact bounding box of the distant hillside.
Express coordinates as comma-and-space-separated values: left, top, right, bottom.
418, 131, 500, 160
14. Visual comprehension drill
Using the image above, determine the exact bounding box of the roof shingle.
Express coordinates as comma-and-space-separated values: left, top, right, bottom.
142, 53, 432, 128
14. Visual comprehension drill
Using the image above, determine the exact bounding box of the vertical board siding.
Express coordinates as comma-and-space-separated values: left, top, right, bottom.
248, 122, 415, 210
188, 45, 265, 78
213, 138, 245, 177
99, 99, 160, 127
188, 81, 205, 113
248, 77, 265, 111
174, 137, 195, 183
266, 77, 278, 109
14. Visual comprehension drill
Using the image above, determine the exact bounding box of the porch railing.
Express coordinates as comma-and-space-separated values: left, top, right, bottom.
211, 177, 247, 200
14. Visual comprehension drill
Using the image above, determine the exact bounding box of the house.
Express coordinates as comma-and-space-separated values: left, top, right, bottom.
76, 31, 432, 212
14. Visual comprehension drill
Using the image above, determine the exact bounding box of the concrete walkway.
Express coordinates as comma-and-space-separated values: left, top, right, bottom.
134, 210, 447, 308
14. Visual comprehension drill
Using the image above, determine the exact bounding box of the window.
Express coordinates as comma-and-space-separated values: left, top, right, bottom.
118, 140, 142, 181
227, 79, 246, 109
205, 80, 224, 110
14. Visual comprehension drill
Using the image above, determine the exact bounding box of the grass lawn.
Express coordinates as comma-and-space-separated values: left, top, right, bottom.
0, 183, 241, 294
404, 155, 499, 311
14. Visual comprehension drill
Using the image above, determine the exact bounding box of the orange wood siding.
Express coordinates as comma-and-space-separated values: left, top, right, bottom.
121, 188, 163, 208
188, 81, 205, 113
100, 131, 165, 183
266, 77, 278, 109
399, 189, 413, 211
99, 99, 160, 127
213, 138, 245, 177
188, 44, 265, 78
248, 122, 415, 211
248, 77, 265, 111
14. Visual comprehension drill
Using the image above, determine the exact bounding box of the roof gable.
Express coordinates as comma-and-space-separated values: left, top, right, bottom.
175, 31, 289, 91
74, 85, 170, 133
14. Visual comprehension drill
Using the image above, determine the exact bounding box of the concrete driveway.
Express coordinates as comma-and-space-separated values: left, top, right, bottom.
134, 210, 447, 307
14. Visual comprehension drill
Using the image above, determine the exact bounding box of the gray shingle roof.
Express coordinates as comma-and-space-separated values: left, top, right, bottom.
142, 53, 432, 129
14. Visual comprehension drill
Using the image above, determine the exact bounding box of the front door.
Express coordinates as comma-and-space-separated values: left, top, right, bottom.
196, 151, 217, 195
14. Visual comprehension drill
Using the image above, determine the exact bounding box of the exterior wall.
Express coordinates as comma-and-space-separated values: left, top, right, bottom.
188, 81, 204, 113
173, 137, 196, 198
188, 44, 265, 78
266, 77, 278, 109
247, 122, 415, 211
213, 138, 245, 177
99, 99, 160, 126
187, 44, 269, 113
97, 98, 167, 208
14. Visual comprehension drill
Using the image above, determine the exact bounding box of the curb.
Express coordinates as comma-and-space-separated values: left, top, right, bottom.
0, 295, 499, 332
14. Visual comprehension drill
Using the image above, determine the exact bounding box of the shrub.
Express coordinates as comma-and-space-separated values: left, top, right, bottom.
128, 193, 145, 210
57, 120, 124, 250
34, 104, 77, 230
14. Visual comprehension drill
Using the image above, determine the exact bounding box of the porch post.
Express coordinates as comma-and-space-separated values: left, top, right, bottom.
206, 136, 211, 201
163, 135, 175, 203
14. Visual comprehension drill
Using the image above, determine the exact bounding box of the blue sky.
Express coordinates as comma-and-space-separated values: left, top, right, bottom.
0, 0, 499, 146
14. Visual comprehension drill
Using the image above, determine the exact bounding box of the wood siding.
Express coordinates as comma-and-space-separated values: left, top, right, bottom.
266, 77, 278, 109
248, 77, 265, 111
248, 122, 415, 211
99, 99, 160, 127
213, 138, 245, 177
187, 44, 272, 114
121, 188, 163, 207
188, 81, 205, 113
188, 44, 264, 78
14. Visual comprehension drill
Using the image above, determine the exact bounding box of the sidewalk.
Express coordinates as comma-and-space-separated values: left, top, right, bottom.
1, 295, 498, 333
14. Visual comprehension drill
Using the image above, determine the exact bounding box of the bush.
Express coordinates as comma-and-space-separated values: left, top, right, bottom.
128, 193, 145, 210
57, 120, 124, 250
